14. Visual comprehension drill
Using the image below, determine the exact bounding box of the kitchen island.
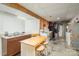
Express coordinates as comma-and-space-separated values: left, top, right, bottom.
20, 36, 47, 56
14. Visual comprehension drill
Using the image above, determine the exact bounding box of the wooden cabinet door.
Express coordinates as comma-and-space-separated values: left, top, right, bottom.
6, 35, 31, 56
7, 38, 20, 56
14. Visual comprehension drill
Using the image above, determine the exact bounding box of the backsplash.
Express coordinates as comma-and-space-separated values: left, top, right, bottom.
4, 32, 25, 37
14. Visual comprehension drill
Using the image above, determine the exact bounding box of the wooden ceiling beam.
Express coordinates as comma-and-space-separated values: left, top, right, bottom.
3, 3, 47, 21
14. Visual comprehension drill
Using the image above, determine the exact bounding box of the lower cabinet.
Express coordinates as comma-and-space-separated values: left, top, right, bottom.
2, 35, 31, 56
7, 38, 20, 56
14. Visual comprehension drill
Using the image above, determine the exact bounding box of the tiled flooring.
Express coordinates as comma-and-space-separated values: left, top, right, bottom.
44, 39, 78, 56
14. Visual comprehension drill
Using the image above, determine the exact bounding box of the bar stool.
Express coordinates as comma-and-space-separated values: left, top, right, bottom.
36, 45, 45, 56
43, 41, 48, 56
43, 41, 48, 46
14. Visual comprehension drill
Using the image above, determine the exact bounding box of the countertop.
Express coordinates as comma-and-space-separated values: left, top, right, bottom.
1, 33, 29, 39
20, 36, 47, 47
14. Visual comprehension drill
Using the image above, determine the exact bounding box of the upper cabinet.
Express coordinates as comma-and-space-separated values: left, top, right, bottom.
25, 17, 40, 34
0, 11, 25, 34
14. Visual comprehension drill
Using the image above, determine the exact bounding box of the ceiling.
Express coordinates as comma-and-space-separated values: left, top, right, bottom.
20, 3, 79, 21
0, 4, 38, 20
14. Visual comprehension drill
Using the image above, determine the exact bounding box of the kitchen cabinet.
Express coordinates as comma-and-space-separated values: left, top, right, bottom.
2, 34, 31, 56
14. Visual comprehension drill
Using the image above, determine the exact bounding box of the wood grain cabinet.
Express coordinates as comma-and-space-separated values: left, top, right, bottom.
2, 34, 31, 56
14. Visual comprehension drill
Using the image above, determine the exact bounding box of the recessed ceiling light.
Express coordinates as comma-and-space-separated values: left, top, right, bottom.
57, 17, 60, 20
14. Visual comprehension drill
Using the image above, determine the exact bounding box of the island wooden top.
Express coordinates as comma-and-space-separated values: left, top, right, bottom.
20, 36, 47, 47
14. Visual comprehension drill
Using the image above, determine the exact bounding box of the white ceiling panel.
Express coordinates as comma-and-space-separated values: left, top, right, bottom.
20, 3, 79, 21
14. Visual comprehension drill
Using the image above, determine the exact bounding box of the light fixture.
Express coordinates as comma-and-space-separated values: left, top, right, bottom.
57, 17, 60, 20
17, 15, 26, 20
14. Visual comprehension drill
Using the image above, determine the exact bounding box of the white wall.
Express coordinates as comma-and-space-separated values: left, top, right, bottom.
0, 12, 25, 34
25, 17, 40, 34
0, 19, 2, 56
0, 15, 3, 33
0, 12, 3, 56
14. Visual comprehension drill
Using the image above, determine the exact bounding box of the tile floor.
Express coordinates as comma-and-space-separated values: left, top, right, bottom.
44, 39, 78, 56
